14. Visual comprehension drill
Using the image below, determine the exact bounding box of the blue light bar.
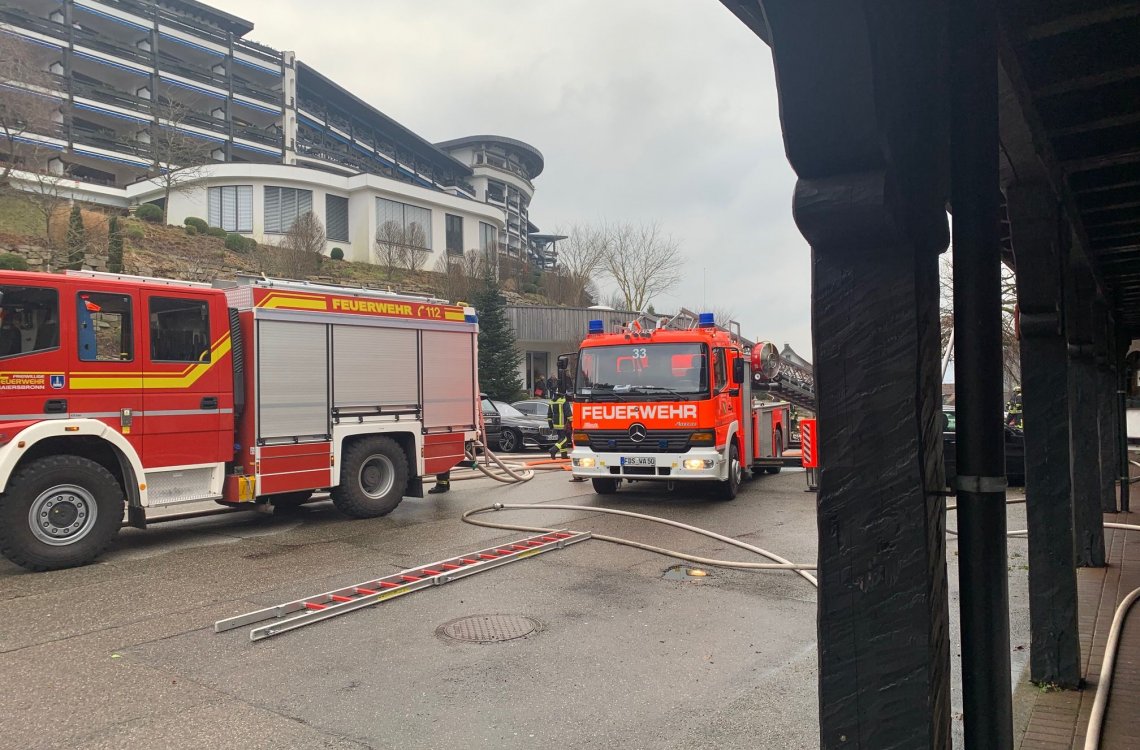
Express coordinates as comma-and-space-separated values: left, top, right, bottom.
588, 319, 604, 334
698, 312, 716, 328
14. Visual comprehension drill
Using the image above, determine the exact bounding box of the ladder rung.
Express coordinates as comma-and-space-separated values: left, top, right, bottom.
305, 602, 327, 611
400, 575, 420, 582
479, 553, 498, 560
379, 581, 401, 589
441, 563, 461, 570
460, 558, 478, 565
331, 595, 353, 603
355, 588, 377, 595
422, 569, 441, 576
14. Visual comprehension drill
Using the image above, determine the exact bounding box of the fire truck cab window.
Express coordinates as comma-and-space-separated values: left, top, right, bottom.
0, 286, 59, 358
77, 292, 133, 362
576, 343, 709, 397
713, 349, 727, 391
149, 297, 210, 362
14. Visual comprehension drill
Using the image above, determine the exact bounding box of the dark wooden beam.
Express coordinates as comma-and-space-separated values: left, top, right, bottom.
1061, 148, 1140, 173
1022, 3, 1140, 42
1051, 111, 1140, 138
1033, 64, 1140, 99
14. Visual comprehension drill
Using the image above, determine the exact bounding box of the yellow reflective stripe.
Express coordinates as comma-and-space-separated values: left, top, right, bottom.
257, 292, 327, 310
70, 335, 232, 390
443, 310, 465, 321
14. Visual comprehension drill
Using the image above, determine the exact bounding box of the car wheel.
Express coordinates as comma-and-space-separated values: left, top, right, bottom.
498, 428, 520, 453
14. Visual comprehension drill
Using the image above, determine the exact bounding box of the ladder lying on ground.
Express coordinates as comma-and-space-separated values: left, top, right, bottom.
215, 531, 591, 641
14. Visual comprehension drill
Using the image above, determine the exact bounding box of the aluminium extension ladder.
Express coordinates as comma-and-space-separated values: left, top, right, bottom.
215, 531, 591, 641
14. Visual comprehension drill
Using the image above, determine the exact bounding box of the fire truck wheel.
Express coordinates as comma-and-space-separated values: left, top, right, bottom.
714, 443, 742, 501
0, 455, 124, 571
591, 478, 620, 494
331, 437, 409, 518
268, 491, 313, 510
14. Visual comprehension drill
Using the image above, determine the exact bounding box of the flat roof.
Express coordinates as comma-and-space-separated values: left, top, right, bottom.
163, 0, 255, 36
435, 135, 545, 179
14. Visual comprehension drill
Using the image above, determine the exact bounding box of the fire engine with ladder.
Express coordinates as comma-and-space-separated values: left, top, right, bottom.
562, 310, 815, 498
0, 270, 480, 571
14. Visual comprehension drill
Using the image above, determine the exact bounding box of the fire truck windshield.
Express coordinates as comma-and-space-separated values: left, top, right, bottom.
575, 343, 709, 400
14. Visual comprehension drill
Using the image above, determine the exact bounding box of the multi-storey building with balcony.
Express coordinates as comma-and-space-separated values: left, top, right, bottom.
435, 136, 554, 268
0, 0, 549, 268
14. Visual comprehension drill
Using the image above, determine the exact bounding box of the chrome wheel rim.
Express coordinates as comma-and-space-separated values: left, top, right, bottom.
501, 431, 517, 451
358, 455, 395, 499
29, 484, 98, 546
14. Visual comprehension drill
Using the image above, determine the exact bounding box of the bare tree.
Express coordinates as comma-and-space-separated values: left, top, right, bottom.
258, 211, 325, 278
148, 97, 215, 222
602, 222, 683, 312
550, 224, 608, 306
431, 247, 496, 303
22, 166, 70, 249
0, 34, 59, 189
374, 221, 430, 278
939, 253, 1020, 389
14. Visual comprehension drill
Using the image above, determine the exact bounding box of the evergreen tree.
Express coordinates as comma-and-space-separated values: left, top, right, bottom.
473, 265, 523, 401
65, 203, 85, 271
107, 216, 124, 273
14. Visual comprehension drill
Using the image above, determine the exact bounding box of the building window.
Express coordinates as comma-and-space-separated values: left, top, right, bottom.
264, 186, 313, 234
326, 194, 349, 243
208, 185, 252, 232
445, 214, 463, 255
480, 222, 498, 254
376, 197, 432, 249
149, 296, 210, 363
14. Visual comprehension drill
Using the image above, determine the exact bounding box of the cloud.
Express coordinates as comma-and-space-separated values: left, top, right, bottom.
213, 0, 812, 353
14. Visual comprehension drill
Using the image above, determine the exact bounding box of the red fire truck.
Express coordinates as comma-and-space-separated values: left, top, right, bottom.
564, 310, 791, 498
0, 270, 479, 570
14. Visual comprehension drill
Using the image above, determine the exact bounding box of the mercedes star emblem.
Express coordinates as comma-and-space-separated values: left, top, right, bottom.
628, 423, 647, 443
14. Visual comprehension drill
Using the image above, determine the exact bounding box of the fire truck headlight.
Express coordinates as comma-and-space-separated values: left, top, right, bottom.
684, 459, 715, 470
574, 457, 596, 468
688, 431, 715, 446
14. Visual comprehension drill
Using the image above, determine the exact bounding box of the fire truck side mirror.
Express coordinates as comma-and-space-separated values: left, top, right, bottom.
732, 358, 744, 385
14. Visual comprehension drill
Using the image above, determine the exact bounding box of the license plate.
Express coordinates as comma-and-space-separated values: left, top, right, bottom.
621, 456, 656, 467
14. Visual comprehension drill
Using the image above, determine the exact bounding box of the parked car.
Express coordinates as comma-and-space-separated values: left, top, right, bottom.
512, 398, 554, 422
942, 407, 1025, 487
481, 398, 558, 452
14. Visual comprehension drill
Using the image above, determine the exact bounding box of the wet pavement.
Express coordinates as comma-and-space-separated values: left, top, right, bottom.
0, 461, 1031, 749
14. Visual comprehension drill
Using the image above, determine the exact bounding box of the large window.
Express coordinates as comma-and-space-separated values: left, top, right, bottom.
326, 194, 349, 242
149, 296, 210, 363
0, 285, 59, 358
480, 222, 498, 254
264, 186, 313, 234
376, 197, 432, 249
207, 186, 252, 233
445, 214, 463, 255
77, 292, 133, 362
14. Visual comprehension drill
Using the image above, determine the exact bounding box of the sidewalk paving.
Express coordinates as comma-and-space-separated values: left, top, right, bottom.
1019, 512, 1140, 750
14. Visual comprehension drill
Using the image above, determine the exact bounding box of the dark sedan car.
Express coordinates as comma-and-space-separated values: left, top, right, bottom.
481, 398, 558, 452
942, 407, 1025, 487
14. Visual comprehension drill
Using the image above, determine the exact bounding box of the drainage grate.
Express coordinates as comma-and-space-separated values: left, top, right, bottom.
437, 614, 540, 644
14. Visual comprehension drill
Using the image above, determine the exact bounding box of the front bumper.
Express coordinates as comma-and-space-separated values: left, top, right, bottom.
568, 447, 726, 481
522, 431, 559, 448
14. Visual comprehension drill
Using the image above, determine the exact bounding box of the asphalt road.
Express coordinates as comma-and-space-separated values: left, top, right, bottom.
0, 461, 1031, 749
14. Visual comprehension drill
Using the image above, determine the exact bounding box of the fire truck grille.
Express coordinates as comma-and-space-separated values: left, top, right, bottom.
584, 430, 694, 453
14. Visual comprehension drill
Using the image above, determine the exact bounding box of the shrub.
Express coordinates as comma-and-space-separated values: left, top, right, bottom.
330, 247, 344, 261
135, 203, 163, 223
225, 233, 255, 253
125, 226, 144, 241
521, 282, 540, 294
206, 226, 227, 239
66, 204, 86, 270
185, 225, 198, 236
0, 253, 29, 271
184, 216, 208, 233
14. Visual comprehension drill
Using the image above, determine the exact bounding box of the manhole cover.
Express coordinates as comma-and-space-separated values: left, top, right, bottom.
437, 614, 540, 644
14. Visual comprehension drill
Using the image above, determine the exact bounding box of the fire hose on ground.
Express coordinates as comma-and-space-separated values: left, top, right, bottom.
458, 480, 1136, 749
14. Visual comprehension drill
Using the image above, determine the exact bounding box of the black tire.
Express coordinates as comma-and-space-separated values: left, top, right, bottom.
715, 442, 742, 501
268, 490, 314, 510
331, 437, 409, 519
0, 455, 125, 571
592, 477, 620, 495
498, 428, 521, 453
765, 428, 783, 474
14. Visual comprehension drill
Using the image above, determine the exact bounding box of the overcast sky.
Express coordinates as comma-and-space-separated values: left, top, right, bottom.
211, 0, 812, 354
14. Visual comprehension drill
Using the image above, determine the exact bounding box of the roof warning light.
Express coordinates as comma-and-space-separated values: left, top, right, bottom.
698, 312, 715, 328
588, 319, 604, 334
